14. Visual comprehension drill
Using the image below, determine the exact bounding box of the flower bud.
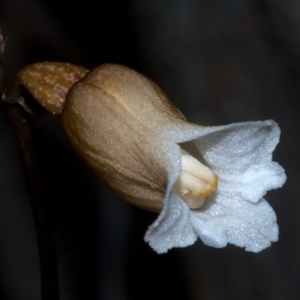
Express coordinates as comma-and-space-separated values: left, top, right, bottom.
17, 62, 88, 114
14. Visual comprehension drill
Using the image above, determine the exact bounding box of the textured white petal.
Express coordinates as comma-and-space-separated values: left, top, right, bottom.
145, 120, 285, 254
189, 213, 228, 248
193, 120, 286, 203
192, 193, 278, 252
145, 192, 197, 254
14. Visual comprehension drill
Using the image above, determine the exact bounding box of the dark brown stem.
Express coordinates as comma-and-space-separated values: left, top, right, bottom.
1, 29, 59, 300
0, 29, 5, 95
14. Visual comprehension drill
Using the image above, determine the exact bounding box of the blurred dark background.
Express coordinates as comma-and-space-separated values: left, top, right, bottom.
0, 0, 299, 299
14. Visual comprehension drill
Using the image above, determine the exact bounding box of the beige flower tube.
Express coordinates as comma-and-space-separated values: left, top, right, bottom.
61, 64, 216, 212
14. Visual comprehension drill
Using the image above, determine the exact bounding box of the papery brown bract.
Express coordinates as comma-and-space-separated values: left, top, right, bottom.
17, 62, 88, 114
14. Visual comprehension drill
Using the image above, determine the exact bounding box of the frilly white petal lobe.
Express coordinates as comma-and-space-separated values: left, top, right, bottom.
145, 192, 197, 254
192, 194, 278, 252
193, 120, 287, 203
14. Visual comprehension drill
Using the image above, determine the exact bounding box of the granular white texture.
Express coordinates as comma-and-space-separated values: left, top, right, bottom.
145, 120, 286, 253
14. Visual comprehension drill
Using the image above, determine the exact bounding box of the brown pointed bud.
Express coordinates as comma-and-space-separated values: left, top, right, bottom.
17, 62, 88, 114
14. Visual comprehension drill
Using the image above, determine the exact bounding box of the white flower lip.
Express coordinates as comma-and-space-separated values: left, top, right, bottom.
145, 120, 287, 253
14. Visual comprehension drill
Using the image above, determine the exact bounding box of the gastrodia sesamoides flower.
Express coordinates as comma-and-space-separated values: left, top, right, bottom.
17, 63, 287, 253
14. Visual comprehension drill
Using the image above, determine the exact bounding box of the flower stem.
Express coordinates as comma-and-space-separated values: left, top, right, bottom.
0, 29, 59, 300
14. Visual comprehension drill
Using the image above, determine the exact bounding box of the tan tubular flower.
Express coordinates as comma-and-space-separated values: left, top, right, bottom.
61, 64, 286, 254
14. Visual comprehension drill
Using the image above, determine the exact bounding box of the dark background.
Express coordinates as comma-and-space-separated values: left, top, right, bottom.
0, 0, 299, 299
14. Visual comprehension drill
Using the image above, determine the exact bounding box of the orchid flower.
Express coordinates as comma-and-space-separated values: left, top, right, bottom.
17, 62, 287, 253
